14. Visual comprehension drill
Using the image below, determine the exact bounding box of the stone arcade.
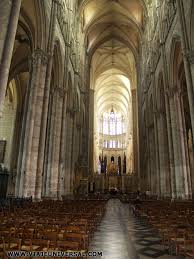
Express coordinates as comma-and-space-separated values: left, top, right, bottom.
0, 0, 194, 200
1, 1, 194, 259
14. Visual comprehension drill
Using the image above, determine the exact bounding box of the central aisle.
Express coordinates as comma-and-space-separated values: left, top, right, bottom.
89, 199, 179, 259
89, 199, 138, 259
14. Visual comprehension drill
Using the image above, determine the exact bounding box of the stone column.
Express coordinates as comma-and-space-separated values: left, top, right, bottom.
83, 56, 90, 176
177, 0, 194, 199
0, 1, 12, 61
145, 124, 150, 191
177, 0, 194, 143
0, 0, 22, 117
73, 113, 83, 193
34, 0, 59, 200
79, 124, 82, 157
156, 112, 164, 196
49, 89, 63, 198
58, 91, 67, 199
152, 122, 159, 195
145, 126, 151, 192
15, 59, 32, 197
30, 56, 47, 198
22, 49, 48, 198
68, 108, 75, 194
168, 89, 185, 198
58, 41, 71, 199
64, 110, 73, 196
89, 89, 95, 174
187, 52, 194, 89
131, 89, 139, 178
156, 111, 171, 197
75, 124, 80, 162
188, 130, 194, 190
174, 89, 192, 198
58, 94, 69, 198
71, 119, 78, 193
44, 91, 56, 197
157, 0, 176, 198
164, 92, 176, 199
161, 45, 176, 199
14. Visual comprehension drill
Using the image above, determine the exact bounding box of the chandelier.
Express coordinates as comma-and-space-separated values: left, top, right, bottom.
110, 105, 115, 119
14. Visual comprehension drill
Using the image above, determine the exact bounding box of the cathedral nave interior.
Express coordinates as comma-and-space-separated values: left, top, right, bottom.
0, 0, 194, 258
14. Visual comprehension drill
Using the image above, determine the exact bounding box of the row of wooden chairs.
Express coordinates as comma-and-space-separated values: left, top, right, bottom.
0, 200, 107, 258
134, 200, 194, 257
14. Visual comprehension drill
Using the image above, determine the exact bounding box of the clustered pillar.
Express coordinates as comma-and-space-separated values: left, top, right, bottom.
0, 0, 22, 117
12, 0, 88, 199
139, 1, 194, 200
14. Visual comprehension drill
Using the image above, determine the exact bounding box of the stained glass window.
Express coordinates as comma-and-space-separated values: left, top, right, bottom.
101, 111, 125, 135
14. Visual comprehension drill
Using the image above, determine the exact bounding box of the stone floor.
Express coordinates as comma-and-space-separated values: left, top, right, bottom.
89, 199, 184, 259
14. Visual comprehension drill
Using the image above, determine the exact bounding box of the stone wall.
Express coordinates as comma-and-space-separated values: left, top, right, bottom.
138, 0, 194, 199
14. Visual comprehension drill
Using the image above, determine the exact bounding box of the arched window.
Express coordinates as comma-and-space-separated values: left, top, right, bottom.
101, 109, 125, 136
98, 108, 127, 149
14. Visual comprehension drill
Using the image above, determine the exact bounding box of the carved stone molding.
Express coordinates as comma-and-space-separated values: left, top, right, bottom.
65, 42, 71, 48
57, 1, 68, 44
162, 0, 176, 42
31, 48, 48, 66
53, 0, 61, 4
54, 86, 67, 97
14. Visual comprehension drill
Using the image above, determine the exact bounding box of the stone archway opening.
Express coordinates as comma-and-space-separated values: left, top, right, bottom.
0, 21, 31, 197
79, 0, 146, 193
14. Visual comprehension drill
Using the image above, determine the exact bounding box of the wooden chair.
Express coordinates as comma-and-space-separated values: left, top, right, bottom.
180, 239, 194, 257
64, 232, 88, 250
1, 237, 21, 250
0, 237, 6, 259
56, 240, 80, 253
30, 239, 50, 251
177, 229, 194, 257
44, 231, 57, 249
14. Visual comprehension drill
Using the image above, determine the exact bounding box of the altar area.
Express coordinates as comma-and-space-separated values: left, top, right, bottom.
107, 161, 118, 175
92, 159, 135, 193
92, 172, 135, 194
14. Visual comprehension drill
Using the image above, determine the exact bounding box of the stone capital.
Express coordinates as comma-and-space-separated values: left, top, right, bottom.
65, 42, 71, 48
31, 48, 48, 66
53, 86, 67, 97
53, 0, 61, 4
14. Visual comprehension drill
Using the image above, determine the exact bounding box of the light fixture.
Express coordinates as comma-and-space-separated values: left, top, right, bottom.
110, 105, 115, 119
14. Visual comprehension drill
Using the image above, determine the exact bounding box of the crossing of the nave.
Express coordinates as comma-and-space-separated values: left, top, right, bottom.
0, 0, 194, 258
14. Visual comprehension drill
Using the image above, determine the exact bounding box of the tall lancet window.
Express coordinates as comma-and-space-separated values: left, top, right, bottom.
109, 106, 116, 135
99, 107, 126, 149
101, 108, 125, 136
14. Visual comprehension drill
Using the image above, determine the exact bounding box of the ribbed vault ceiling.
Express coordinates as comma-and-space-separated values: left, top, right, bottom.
80, 0, 146, 121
